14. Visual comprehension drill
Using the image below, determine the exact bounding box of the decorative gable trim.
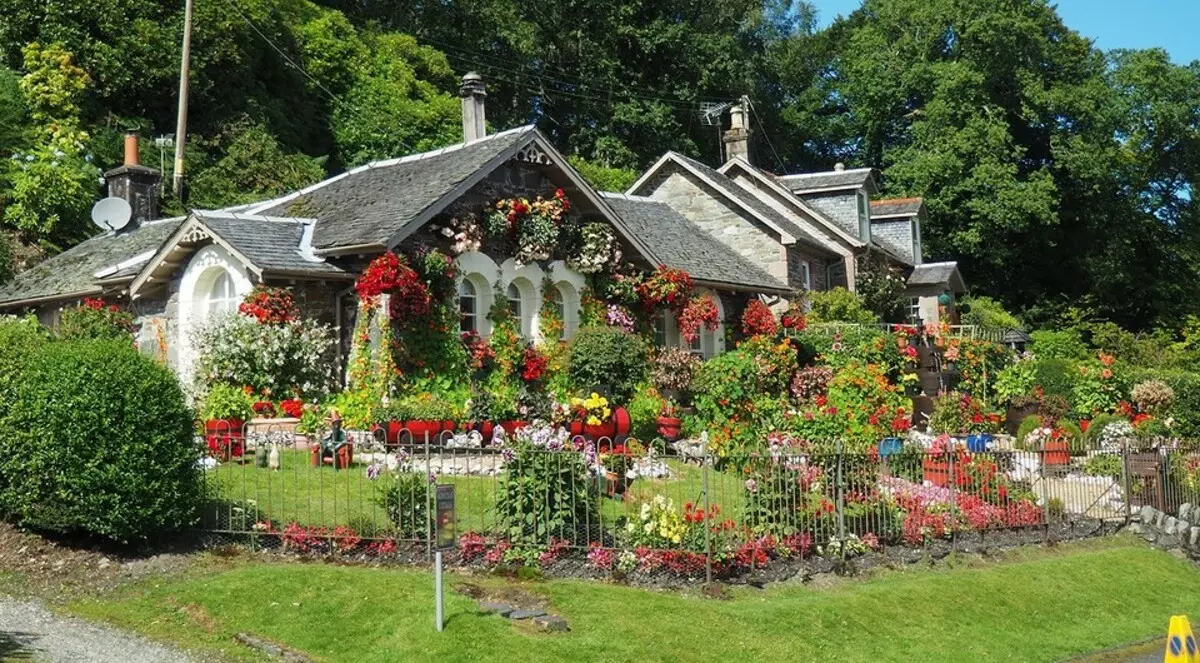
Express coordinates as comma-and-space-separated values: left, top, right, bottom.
128, 215, 263, 300
379, 129, 661, 269
626, 152, 798, 246
717, 157, 865, 251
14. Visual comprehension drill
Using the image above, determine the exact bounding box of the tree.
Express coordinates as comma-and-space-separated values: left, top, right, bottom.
188, 119, 327, 209
568, 155, 638, 192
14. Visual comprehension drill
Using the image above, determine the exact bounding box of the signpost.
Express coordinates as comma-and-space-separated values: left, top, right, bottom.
434, 484, 455, 632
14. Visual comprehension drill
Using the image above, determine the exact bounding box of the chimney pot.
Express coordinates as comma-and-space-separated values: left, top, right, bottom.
722, 103, 751, 164
124, 132, 140, 166
460, 72, 487, 143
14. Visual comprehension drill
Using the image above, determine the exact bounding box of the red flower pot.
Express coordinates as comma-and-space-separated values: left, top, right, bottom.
922, 458, 950, 487
656, 416, 682, 441
476, 421, 495, 444
406, 420, 442, 443
441, 420, 457, 434
373, 421, 405, 445
498, 421, 529, 436
205, 419, 245, 461
1042, 440, 1070, 466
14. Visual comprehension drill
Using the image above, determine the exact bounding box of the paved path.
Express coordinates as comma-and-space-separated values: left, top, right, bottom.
0, 597, 199, 663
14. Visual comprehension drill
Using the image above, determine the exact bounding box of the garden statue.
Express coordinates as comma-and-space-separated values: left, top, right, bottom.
311, 408, 353, 469
268, 441, 281, 471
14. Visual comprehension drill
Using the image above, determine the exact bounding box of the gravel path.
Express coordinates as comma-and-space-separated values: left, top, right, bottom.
0, 597, 200, 663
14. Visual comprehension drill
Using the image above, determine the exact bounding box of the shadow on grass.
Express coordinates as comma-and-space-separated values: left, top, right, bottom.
0, 630, 38, 659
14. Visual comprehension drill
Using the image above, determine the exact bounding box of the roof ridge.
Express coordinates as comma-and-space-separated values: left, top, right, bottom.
871, 197, 923, 205
780, 167, 874, 179
598, 191, 663, 203
197, 211, 315, 224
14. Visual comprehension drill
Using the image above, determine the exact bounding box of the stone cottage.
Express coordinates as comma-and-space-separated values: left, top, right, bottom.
0, 74, 963, 379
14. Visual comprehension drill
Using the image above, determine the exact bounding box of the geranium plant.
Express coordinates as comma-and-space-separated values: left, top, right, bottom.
637, 266, 693, 312
57, 297, 135, 341
741, 299, 778, 337
678, 295, 720, 344
238, 286, 298, 325
486, 190, 570, 264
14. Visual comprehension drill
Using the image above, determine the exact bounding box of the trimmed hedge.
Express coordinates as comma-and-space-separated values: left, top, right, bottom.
0, 339, 201, 541
567, 326, 648, 403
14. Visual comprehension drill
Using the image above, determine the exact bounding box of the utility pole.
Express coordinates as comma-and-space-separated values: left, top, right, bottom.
173, 0, 194, 201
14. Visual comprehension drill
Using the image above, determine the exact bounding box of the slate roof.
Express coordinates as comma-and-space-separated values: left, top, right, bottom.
779, 168, 875, 193
600, 193, 790, 293
871, 198, 923, 218
194, 212, 350, 277
0, 218, 184, 306
249, 126, 535, 250
668, 153, 830, 252
908, 261, 963, 289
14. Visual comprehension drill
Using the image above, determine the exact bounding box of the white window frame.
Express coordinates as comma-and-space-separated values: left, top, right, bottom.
857, 190, 871, 242
206, 271, 238, 315
506, 282, 522, 323
911, 218, 922, 264
459, 279, 479, 334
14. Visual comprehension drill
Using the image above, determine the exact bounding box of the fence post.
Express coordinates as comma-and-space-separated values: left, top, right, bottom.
947, 446, 956, 550
1120, 440, 1131, 527
1038, 447, 1050, 543
702, 455, 712, 585
836, 440, 846, 553
425, 430, 433, 563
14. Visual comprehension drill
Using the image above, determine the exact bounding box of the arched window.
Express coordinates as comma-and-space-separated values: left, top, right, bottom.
506, 282, 522, 322
459, 279, 478, 333
549, 287, 564, 321
206, 271, 238, 315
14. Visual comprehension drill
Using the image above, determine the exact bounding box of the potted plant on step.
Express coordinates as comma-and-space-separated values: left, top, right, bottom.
656, 400, 683, 442
202, 384, 255, 461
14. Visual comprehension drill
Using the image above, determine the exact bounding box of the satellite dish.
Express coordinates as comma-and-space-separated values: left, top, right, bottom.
91, 197, 132, 232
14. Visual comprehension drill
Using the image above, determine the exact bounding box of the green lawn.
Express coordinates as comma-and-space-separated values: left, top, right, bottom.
205, 450, 744, 536
68, 539, 1200, 662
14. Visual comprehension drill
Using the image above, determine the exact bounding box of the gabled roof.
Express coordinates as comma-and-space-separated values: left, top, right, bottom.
0, 218, 184, 308
779, 167, 877, 195
600, 193, 790, 294
129, 212, 352, 299
871, 197, 924, 218
717, 157, 864, 252
628, 152, 847, 256
248, 126, 537, 251
908, 261, 964, 291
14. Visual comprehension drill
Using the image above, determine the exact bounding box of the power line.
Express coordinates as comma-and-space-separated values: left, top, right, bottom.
749, 100, 787, 173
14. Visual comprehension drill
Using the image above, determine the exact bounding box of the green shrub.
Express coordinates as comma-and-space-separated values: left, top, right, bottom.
0, 316, 48, 418
374, 471, 433, 539
959, 295, 1022, 330
495, 426, 598, 545
1015, 414, 1044, 450
0, 340, 201, 541
1142, 371, 1200, 438
192, 313, 335, 400
993, 357, 1037, 406
1084, 453, 1122, 478
200, 383, 255, 421
56, 299, 135, 341
805, 287, 878, 325
1029, 329, 1088, 360
567, 326, 647, 403
627, 383, 666, 447
1084, 413, 1119, 448
1033, 358, 1076, 400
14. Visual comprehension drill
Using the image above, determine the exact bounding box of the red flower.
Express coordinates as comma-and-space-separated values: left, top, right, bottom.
239, 286, 298, 324
741, 300, 778, 337
677, 295, 720, 344
279, 399, 304, 418
520, 347, 548, 382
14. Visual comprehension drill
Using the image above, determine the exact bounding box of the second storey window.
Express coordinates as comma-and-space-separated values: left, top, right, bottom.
857, 190, 871, 242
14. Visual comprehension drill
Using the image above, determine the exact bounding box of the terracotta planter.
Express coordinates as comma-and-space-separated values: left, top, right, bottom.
656, 416, 682, 441
373, 421, 405, 445
404, 420, 442, 443
1042, 440, 1071, 466
441, 420, 457, 434
476, 421, 495, 443
923, 458, 950, 487
498, 420, 530, 436
205, 419, 246, 461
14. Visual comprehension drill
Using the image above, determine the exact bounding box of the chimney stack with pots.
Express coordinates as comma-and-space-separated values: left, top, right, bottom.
103, 131, 161, 229
460, 72, 487, 143
722, 102, 751, 163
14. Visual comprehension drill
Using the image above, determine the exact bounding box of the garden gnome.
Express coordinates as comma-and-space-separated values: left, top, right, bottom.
321, 408, 348, 455
268, 441, 281, 471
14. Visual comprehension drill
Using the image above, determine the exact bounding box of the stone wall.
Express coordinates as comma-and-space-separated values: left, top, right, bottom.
640, 169, 788, 283
1131, 504, 1200, 552
800, 191, 861, 240
787, 246, 829, 292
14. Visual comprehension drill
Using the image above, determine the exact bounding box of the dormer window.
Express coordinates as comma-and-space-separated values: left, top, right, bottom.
911, 218, 922, 264
857, 190, 871, 242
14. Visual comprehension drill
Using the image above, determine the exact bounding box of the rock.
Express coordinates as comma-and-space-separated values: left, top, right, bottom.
1190, 527, 1200, 548
533, 615, 570, 632
1157, 511, 1168, 528
509, 608, 547, 620
1177, 520, 1192, 536
97, 557, 111, 570
1182, 503, 1193, 521
1141, 505, 1156, 523
1160, 534, 1180, 549
1142, 528, 1158, 543
480, 602, 515, 617
1165, 516, 1178, 533
1128, 523, 1142, 535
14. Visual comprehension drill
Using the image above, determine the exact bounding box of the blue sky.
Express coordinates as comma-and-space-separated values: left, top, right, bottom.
812, 0, 1200, 64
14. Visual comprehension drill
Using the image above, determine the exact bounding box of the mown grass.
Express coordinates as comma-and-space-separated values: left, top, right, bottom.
68, 538, 1200, 663
205, 451, 746, 536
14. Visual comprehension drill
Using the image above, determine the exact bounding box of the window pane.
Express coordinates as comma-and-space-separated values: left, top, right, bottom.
459, 279, 476, 333
506, 283, 521, 320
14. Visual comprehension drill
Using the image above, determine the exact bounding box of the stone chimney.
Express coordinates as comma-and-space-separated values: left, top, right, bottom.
460, 72, 487, 143
722, 103, 751, 163
103, 131, 161, 228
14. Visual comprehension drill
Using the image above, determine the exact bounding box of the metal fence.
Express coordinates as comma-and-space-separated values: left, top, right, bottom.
799, 323, 1011, 344
197, 424, 1195, 578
